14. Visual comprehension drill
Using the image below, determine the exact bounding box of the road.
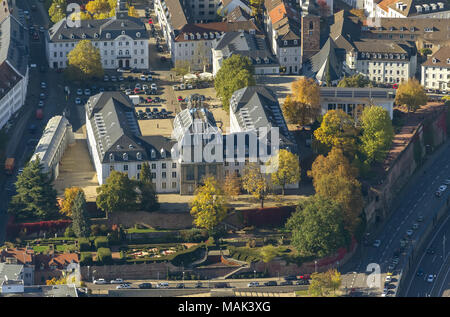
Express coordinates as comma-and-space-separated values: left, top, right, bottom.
404, 212, 450, 297
0, 0, 82, 243
340, 140, 450, 297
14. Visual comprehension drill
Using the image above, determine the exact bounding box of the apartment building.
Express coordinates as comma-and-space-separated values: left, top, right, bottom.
46, 5, 149, 70
374, 0, 450, 18
421, 46, 450, 93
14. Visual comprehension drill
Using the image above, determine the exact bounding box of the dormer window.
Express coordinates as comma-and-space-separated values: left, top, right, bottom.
58, 35, 63, 40
256, 57, 261, 64
410, 27, 414, 32
151, 149, 156, 159
196, 33, 201, 39
109, 153, 114, 162
160, 148, 166, 158
136, 152, 142, 160
264, 57, 269, 64
184, 34, 188, 40
121, 31, 126, 35
203, 33, 208, 39
432, 57, 437, 63
106, 33, 111, 39
136, 32, 141, 38
293, 39, 298, 45
190, 34, 194, 40
123, 153, 128, 161
94, 33, 99, 38
82, 33, 86, 39
70, 34, 75, 39
447, 58, 450, 64
283, 40, 288, 46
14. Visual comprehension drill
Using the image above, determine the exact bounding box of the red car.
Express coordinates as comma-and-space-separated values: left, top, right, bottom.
146, 97, 153, 103
134, 88, 141, 94
148, 18, 153, 24
177, 96, 183, 102
392, 83, 398, 89
32, 32, 39, 40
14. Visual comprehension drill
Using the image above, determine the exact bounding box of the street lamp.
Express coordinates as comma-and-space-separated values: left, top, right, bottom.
254, 270, 256, 279
183, 272, 185, 288
315, 260, 318, 273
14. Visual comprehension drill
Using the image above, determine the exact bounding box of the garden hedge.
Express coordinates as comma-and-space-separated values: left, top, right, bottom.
97, 247, 112, 264
94, 236, 109, 249
80, 252, 93, 265
78, 238, 91, 251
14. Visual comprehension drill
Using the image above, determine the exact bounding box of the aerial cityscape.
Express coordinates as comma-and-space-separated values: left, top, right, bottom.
0, 0, 449, 301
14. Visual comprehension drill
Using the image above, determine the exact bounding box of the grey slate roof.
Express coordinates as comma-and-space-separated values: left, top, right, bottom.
0, 263, 24, 285
227, 6, 252, 22
214, 32, 279, 66
230, 86, 296, 152
0, 14, 29, 76
48, 14, 148, 42
310, 37, 345, 82
85, 92, 172, 163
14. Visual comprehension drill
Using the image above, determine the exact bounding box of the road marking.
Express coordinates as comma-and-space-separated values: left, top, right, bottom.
432, 255, 437, 263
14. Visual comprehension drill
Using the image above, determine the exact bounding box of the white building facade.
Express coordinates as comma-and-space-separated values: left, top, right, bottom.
421, 46, 450, 93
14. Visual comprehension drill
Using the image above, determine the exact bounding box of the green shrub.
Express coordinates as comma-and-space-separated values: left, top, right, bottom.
179, 229, 208, 243
78, 238, 91, 251
90, 224, 100, 236
64, 226, 75, 238
97, 247, 112, 264
80, 252, 93, 265
94, 236, 108, 249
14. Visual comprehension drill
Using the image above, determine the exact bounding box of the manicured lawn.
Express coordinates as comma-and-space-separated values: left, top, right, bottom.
295, 290, 310, 297
126, 228, 171, 234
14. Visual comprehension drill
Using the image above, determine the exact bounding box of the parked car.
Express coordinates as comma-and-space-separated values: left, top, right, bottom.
247, 282, 259, 287
156, 282, 169, 289
187, 84, 193, 89
373, 240, 381, 248
176, 283, 185, 289
279, 281, 293, 286
406, 229, 413, 237
138, 283, 152, 289
417, 215, 424, 222
412, 223, 419, 230
194, 282, 202, 288
39, 93, 46, 100
140, 75, 147, 81
110, 75, 117, 82
116, 283, 132, 289
151, 83, 157, 90
416, 269, 424, 277
146, 75, 153, 81
173, 85, 179, 91
40, 82, 47, 89
75, 98, 81, 105
76, 88, 83, 95
177, 96, 183, 102
38, 101, 44, 108
125, 89, 132, 95
84, 88, 91, 96
103, 75, 109, 81
110, 278, 124, 284
142, 84, 149, 91
93, 278, 107, 285
427, 275, 434, 283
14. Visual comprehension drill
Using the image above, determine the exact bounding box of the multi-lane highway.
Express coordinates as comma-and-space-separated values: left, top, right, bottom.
404, 212, 450, 297
341, 140, 450, 297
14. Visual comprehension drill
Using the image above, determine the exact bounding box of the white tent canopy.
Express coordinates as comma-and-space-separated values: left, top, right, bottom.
183, 73, 197, 80
199, 72, 213, 80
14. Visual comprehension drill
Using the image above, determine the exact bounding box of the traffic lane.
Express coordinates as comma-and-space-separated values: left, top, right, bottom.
433, 256, 450, 296
408, 215, 450, 296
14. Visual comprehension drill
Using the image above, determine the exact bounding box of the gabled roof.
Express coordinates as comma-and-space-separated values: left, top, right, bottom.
227, 6, 252, 22
422, 46, 450, 68
379, 0, 449, 17
310, 37, 344, 82
0, 0, 9, 23
162, 0, 188, 30
0, 62, 22, 99
48, 15, 148, 42
229, 86, 295, 150
0, 14, 29, 76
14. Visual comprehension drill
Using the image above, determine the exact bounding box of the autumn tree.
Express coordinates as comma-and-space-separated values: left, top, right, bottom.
96, 171, 138, 218
308, 147, 364, 234
314, 110, 359, 157
66, 40, 104, 81
282, 77, 321, 127
215, 54, 255, 112
395, 78, 427, 113
259, 245, 280, 263
338, 74, 371, 88
71, 190, 91, 238
309, 269, 342, 297
267, 149, 301, 195
84, 0, 116, 19
286, 196, 350, 257
48, 0, 67, 23
223, 172, 241, 199
242, 163, 270, 208
60, 187, 85, 217
249, 0, 264, 20
128, 6, 139, 17
190, 176, 228, 232
359, 105, 394, 164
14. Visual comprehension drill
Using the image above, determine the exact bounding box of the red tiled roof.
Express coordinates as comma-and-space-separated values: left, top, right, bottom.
0, 247, 34, 265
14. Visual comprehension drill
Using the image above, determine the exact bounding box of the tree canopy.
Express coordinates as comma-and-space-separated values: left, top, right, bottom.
359, 105, 394, 164
282, 77, 321, 127
48, 0, 67, 23
267, 149, 301, 195
338, 74, 371, 88
190, 176, 228, 232
308, 147, 364, 234
66, 40, 104, 81
309, 269, 342, 297
314, 109, 359, 157
96, 171, 138, 218
60, 187, 85, 217
286, 195, 350, 258
214, 54, 255, 112
222, 172, 241, 198
395, 78, 427, 113
9, 158, 59, 220
242, 163, 270, 208
71, 190, 91, 238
